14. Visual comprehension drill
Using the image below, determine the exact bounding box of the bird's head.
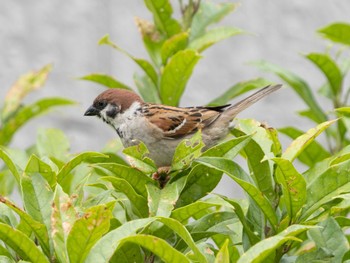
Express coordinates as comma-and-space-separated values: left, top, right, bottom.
84, 89, 143, 124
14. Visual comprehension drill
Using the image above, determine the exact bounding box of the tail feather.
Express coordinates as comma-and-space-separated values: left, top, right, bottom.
222, 84, 282, 121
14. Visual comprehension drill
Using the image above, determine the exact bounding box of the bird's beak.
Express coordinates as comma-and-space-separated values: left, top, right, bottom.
84, 105, 100, 116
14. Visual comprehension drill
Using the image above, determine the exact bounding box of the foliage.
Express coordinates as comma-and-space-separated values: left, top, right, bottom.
1, 1, 350, 263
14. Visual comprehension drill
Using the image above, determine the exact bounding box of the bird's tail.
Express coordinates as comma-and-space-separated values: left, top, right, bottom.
220, 84, 282, 122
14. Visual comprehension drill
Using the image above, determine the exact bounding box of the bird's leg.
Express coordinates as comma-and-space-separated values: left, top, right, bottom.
152, 166, 171, 188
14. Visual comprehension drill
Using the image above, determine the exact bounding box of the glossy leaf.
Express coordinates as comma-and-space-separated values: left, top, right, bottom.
279, 126, 330, 166
306, 53, 342, 98
160, 50, 201, 106
0, 97, 75, 146
0, 223, 49, 263
80, 73, 131, 90
2, 64, 52, 121
209, 78, 271, 106
196, 157, 278, 229
25, 155, 56, 189
161, 32, 189, 64
189, 27, 243, 52
252, 60, 327, 123
318, 22, 350, 46
122, 142, 157, 174
67, 204, 112, 263
282, 120, 336, 162
215, 239, 230, 263
144, 0, 181, 37
273, 158, 306, 221
85, 218, 155, 263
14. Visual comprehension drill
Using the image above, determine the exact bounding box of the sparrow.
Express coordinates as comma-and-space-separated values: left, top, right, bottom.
84, 84, 281, 167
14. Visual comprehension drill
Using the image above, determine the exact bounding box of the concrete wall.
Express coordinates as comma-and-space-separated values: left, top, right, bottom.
1, 0, 349, 197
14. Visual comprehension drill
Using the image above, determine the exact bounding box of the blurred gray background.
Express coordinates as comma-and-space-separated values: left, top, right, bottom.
1, 0, 349, 197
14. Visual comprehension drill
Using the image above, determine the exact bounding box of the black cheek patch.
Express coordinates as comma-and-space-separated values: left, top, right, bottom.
106, 107, 118, 118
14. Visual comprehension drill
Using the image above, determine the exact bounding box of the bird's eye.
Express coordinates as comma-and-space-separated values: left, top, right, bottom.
96, 101, 107, 109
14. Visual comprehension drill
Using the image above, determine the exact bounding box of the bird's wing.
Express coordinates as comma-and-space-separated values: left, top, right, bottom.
143, 104, 230, 139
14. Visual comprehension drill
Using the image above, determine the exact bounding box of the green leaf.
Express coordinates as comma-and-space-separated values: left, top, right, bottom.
144, 0, 181, 37
2, 64, 52, 121
306, 53, 342, 98
208, 78, 271, 106
196, 157, 278, 229
51, 185, 77, 263
318, 22, 350, 46
110, 243, 143, 263
146, 177, 186, 217
25, 155, 56, 189
0, 197, 50, 257
79, 73, 132, 90
282, 120, 336, 162
57, 151, 108, 187
133, 73, 161, 103
161, 32, 189, 64
85, 218, 155, 263
104, 176, 148, 218
237, 225, 312, 263
279, 126, 330, 166
122, 142, 157, 174
95, 163, 155, 198
160, 50, 201, 106
301, 159, 350, 220
99, 35, 158, 86
171, 131, 205, 171
0, 147, 20, 183
251, 60, 327, 123
36, 128, 70, 161
307, 217, 349, 262
0, 223, 49, 263
189, 27, 243, 52
215, 239, 230, 263
0, 97, 75, 146
273, 158, 306, 221
190, 2, 236, 40
67, 204, 112, 263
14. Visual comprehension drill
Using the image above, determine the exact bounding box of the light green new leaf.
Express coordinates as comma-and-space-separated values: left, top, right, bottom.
238, 225, 312, 263
208, 78, 271, 106
172, 132, 205, 171
0, 147, 20, 183
67, 204, 112, 263
37, 128, 70, 162
0, 197, 50, 257
96, 163, 155, 198
85, 218, 155, 263
279, 126, 330, 166
25, 155, 56, 189
99, 35, 158, 86
104, 176, 148, 218
146, 177, 186, 217
301, 159, 350, 221
0, 97, 75, 146
80, 73, 131, 90
0, 223, 49, 263
171, 201, 221, 223
318, 22, 350, 46
57, 151, 108, 185
51, 185, 77, 263
161, 32, 189, 64
119, 234, 190, 263
307, 217, 349, 262
252, 60, 327, 123
215, 239, 230, 263
189, 27, 243, 52
160, 50, 201, 106
144, 0, 181, 37
190, 2, 237, 40
122, 142, 157, 174
196, 157, 278, 229
133, 73, 161, 103
273, 158, 306, 221
306, 53, 342, 98
2, 64, 52, 121
282, 119, 336, 162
